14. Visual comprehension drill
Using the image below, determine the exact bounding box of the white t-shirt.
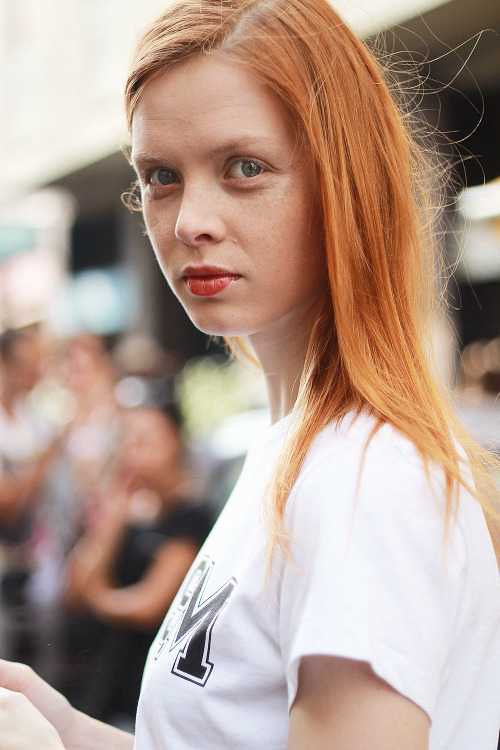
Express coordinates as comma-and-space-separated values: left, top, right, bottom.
135, 412, 500, 750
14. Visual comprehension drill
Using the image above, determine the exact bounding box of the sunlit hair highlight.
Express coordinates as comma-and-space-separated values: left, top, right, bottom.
125, 0, 499, 565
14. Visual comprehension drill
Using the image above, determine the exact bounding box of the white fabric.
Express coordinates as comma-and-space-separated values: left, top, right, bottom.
0, 398, 52, 469
135, 412, 500, 750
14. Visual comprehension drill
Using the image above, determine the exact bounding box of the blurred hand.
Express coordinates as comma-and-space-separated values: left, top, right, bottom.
0, 660, 134, 750
0, 685, 65, 749
0, 661, 73, 746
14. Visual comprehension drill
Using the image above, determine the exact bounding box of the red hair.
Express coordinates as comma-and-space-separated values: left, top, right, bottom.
125, 0, 499, 561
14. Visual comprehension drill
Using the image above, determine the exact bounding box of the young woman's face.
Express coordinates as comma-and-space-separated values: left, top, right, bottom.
120, 408, 181, 483
132, 54, 325, 343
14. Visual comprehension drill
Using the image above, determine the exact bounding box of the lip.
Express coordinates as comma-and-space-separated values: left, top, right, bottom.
182, 265, 242, 297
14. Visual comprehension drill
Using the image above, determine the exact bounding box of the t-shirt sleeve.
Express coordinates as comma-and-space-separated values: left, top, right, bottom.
163, 503, 215, 548
278, 430, 467, 721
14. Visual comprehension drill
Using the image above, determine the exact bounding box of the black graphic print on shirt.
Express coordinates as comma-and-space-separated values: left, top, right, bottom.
155, 556, 237, 686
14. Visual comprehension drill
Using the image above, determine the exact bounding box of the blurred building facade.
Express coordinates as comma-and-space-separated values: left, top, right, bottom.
0, 0, 499, 373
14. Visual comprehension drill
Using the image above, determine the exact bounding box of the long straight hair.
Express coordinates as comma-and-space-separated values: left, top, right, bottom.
125, 0, 499, 561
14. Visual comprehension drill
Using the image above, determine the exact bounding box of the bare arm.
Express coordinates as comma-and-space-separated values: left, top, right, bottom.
64, 491, 130, 610
79, 537, 200, 628
65, 478, 199, 628
0, 661, 134, 750
288, 655, 430, 750
0, 446, 57, 522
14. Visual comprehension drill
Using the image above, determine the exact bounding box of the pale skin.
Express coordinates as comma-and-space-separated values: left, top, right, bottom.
0, 53, 431, 748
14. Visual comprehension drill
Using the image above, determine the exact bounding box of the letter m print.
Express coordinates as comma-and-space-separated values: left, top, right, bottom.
158, 557, 237, 686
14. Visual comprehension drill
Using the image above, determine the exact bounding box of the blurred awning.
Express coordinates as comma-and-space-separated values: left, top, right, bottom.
459, 180, 500, 222
456, 179, 500, 283
0, 189, 74, 329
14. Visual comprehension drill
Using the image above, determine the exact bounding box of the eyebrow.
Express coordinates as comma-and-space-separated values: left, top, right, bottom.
132, 136, 284, 169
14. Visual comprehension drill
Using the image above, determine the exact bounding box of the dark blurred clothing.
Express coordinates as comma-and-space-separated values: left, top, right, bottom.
58, 501, 214, 724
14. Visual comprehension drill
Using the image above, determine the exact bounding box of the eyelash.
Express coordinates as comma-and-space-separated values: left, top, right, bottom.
143, 158, 267, 192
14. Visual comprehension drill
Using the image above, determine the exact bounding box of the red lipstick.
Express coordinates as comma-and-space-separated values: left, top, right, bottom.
182, 266, 241, 297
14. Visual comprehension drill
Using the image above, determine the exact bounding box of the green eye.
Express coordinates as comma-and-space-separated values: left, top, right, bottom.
229, 160, 263, 179
152, 168, 179, 185
240, 161, 262, 177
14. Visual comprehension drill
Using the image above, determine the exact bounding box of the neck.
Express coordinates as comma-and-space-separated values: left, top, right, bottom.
248, 312, 313, 424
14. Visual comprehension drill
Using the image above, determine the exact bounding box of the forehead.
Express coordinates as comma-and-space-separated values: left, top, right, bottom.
131, 53, 294, 158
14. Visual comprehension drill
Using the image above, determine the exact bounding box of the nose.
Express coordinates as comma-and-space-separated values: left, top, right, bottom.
175, 184, 226, 246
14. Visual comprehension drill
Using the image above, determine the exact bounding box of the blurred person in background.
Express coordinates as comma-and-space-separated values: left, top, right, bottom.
62, 334, 123, 532
0, 328, 60, 668
456, 338, 500, 457
58, 402, 213, 729
21, 333, 125, 683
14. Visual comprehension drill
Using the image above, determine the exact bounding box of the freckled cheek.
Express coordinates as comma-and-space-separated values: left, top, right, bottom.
294, 191, 323, 264
143, 208, 178, 273
272, 193, 319, 260
143, 203, 174, 242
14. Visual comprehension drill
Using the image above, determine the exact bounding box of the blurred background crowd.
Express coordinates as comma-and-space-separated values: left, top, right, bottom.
0, 321, 277, 731
0, 0, 499, 731
0, 326, 255, 730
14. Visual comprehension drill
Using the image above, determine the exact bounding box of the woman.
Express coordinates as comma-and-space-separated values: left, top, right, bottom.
60, 403, 213, 727
0, 0, 499, 747
61, 334, 123, 519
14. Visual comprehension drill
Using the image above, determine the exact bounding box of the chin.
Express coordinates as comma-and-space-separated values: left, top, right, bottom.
186, 310, 253, 338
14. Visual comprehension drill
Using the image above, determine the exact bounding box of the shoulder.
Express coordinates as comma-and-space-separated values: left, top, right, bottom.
278, 419, 500, 728
296, 412, 433, 503
306, 411, 422, 463
162, 502, 215, 546
285, 412, 481, 555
